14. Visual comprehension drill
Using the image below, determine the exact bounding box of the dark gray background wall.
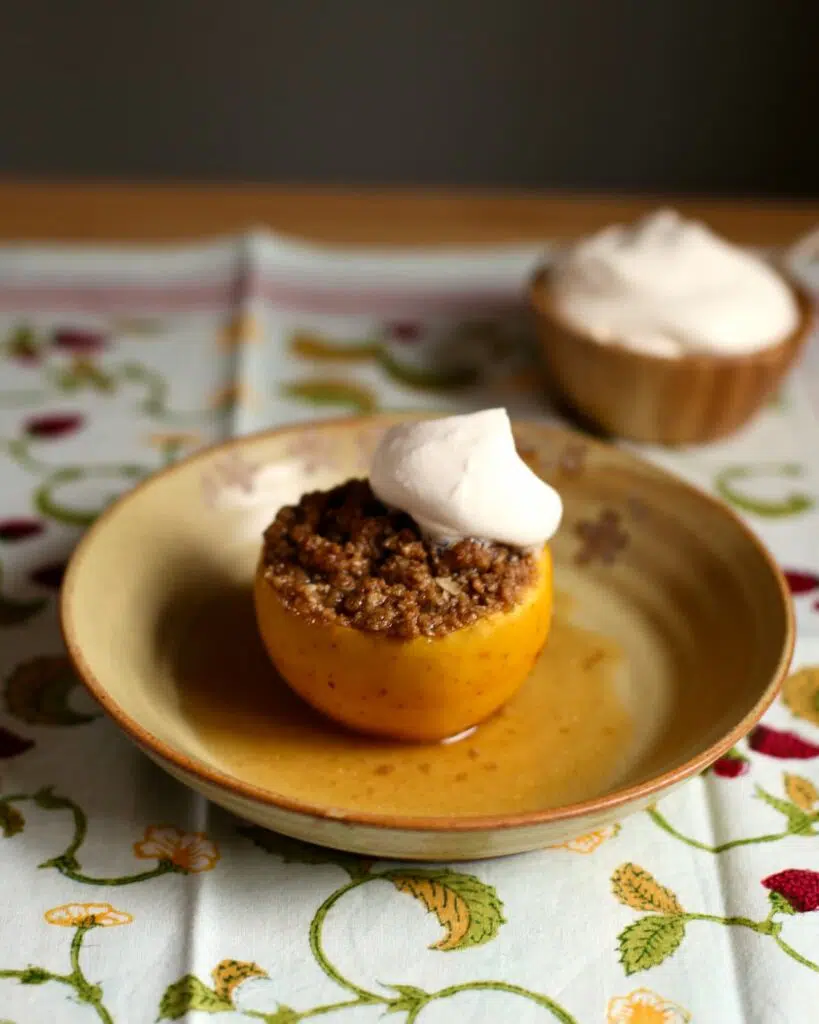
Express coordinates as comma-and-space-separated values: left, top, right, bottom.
2, 1, 817, 195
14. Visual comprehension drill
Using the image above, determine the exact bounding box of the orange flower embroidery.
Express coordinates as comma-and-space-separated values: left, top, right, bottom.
607, 988, 691, 1023
550, 823, 620, 854
45, 903, 132, 928
134, 825, 220, 873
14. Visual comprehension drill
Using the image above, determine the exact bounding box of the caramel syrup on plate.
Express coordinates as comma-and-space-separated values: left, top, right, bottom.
175, 588, 632, 817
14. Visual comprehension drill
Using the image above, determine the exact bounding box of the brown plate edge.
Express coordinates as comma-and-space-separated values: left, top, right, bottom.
59, 413, 796, 835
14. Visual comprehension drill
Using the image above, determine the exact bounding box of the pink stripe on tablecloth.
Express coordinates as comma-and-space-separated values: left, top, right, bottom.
254, 280, 522, 315
0, 281, 236, 314
0, 278, 522, 316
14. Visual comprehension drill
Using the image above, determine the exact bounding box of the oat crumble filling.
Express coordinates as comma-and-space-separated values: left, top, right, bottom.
261, 479, 538, 639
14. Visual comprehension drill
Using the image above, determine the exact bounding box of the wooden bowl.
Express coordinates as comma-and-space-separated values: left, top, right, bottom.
60, 415, 793, 860
531, 267, 815, 445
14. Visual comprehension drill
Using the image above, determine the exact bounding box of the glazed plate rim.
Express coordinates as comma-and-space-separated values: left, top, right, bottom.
60, 414, 795, 835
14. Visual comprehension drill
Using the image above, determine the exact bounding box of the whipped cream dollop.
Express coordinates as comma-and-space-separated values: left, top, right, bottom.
550, 209, 799, 357
370, 409, 562, 549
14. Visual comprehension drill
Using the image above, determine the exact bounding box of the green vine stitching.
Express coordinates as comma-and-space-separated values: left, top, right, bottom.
0, 921, 119, 1024
612, 862, 819, 975
1, 321, 209, 423
1, 436, 153, 528
715, 463, 815, 518
155, 828, 579, 1022
648, 776, 819, 853
1, 788, 185, 886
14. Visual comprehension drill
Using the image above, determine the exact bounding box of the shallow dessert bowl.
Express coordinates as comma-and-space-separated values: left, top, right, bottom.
61, 415, 794, 860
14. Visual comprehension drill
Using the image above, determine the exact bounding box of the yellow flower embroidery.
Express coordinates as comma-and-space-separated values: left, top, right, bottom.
607, 988, 691, 1024
134, 825, 220, 873
218, 312, 263, 350
550, 823, 620, 853
45, 903, 132, 928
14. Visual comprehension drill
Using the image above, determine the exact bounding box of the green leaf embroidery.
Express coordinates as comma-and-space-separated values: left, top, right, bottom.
238, 825, 371, 880
715, 464, 815, 518
618, 915, 687, 975
5, 655, 98, 726
53, 360, 116, 395
38, 852, 80, 874
611, 863, 685, 914
384, 869, 505, 951
0, 803, 24, 838
289, 331, 380, 362
378, 349, 479, 391
755, 785, 817, 835
386, 984, 429, 1015
263, 1008, 300, 1024
19, 967, 50, 985
768, 891, 798, 916
5, 323, 40, 358
282, 379, 378, 414
157, 975, 232, 1019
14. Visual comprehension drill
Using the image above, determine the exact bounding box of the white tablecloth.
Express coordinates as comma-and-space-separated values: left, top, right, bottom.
1, 230, 818, 1024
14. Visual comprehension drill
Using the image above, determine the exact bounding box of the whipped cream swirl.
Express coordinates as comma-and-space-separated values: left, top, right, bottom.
370, 409, 562, 549
550, 209, 799, 357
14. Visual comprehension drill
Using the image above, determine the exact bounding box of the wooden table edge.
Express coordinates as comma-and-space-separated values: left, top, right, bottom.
0, 179, 817, 246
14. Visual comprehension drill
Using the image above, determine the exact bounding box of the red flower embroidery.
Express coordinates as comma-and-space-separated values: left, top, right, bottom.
29, 562, 68, 590
0, 519, 45, 543
24, 413, 84, 440
710, 748, 749, 778
748, 725, 819, 759
784, 570, 819, 596
762, 869, 819, 913
0, 725, 35, 759
53, 328, 107, 354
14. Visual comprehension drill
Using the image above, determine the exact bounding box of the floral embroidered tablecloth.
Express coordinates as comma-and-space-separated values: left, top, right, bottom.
1, 231, 818, 1024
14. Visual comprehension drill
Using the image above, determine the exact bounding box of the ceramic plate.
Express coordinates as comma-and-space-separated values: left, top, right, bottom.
61, 416, 794, 860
